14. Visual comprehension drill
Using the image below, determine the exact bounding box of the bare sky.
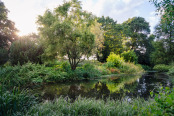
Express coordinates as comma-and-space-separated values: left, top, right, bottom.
2, 0, 159, 36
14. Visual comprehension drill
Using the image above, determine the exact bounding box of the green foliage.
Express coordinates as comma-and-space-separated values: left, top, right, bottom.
150, 40, 168, 65
81, 63, 101, 78
120, 62, 144, 74
106, 52, 124, 68
9, 35, 44, 65
105, 61, 115, 68
123, 17, 153, 66
24, 87, 174, 116
153, 64, 171, 72
0, 63, 70, 89
0, 87, 37, 116
0, 48, 8, 65
25, 96, 151, 116
0, 2, 18, 49
123, 17, 150, 50
148, 87, 174, 115
151, 0, 174, 65
38, 0, 96, 70
0, 61, 104, 90
55, 61, 71, 72
167, 66, 174, 75
97, 16, 124, 62
121, 50, 138, 63
141, 65, 152, 71
96, 65, 111, 75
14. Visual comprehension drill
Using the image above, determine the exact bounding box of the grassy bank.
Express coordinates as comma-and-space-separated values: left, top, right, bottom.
25, 87, 174, 116
1, 87, 173, 116
0, 60, 144, 90
25, 97, 151, 116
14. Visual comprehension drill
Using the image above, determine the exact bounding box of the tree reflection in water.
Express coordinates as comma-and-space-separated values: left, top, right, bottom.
34, 72, 172, 101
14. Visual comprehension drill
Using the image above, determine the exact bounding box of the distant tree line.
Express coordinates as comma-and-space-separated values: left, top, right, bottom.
0, 0, 173, 70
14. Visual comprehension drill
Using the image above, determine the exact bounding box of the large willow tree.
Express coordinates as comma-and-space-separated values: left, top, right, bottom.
37, 0, 96, 70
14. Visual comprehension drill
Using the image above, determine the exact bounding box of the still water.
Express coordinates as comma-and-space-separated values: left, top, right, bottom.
33, 72, 172, 101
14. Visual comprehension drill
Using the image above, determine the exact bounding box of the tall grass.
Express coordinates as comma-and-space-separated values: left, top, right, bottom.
25, 96, 152, 116
0, 87, 37, 116
24, 87, 174, 116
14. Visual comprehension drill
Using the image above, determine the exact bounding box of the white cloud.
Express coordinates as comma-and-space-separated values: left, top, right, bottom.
2, 0, 156, 35
82, 0, 145, 23
148, 11, 160, 33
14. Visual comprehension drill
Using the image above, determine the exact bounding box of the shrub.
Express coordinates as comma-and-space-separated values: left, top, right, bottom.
0, 48, 8, 65
96, 65, 111, 75
167, 66, 174, 75
106, 52, 124, 68
9, 37, 44, 65
109, 68, 120, 74
153, 64, 171, 72
0, 87, 37, 116
0, 63, 69, 89
81, 63, 101, 78
121, 50, 138, 63
148, 87, 174, 115
141, 65, 152, 71
105, 61, 115, 68
55, 61, 71, 72
120, 62, 144, 74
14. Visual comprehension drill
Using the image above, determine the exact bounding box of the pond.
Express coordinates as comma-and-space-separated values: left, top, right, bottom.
33, 72, 173, 101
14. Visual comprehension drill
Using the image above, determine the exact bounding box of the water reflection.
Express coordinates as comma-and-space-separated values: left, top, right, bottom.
33, 72, 173, 100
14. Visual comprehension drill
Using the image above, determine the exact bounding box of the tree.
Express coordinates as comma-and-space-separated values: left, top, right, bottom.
37, 0, 96, 70
0, 1, 18, 49
151, 0, 174, 20
123, 17, 151, 65
9, 33, 44, 65
90, 20, 104, 60
97, 16, 123, 62
151, 0, 174, 64
150, 40, 168, 65
123, 17, 150, 50
0, 1, 18, 65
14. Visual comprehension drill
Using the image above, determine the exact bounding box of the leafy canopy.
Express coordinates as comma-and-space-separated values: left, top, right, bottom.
0, 1, 18, 49
37, 0, 96, 70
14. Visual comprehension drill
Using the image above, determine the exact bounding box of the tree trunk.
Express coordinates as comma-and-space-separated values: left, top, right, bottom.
71, 64, 77, 71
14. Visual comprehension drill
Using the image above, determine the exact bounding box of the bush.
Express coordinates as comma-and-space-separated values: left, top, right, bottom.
141, 65, 152, 71
121, 50, 138, 63
0, 63, 69, 89
104, 61, 115, 68
106, 52, 124, 68
0, 48, 8, 65
9, 37, 44, 65
148, 87, 174, 115
0, 87, 37, 116
120, 62, 144, 74
81, 63, 101, 78
55, 61, 71, 72
96, 65, 111, 75
167, 66, 174, 75
153, 64, 171, 72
